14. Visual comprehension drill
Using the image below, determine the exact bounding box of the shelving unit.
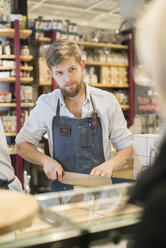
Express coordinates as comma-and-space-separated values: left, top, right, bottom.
5, 132, 17, 136
0, 54, 33, 61
89, 83, 129, 88
0, 102, 34, 107
77, 40, 128, 50
0, 28, 32, 39
0, 21, 33, 182
0, 66, 33, 71
85, 61, 128, 67
0, 77, 33, 83
8, 151, 17, 155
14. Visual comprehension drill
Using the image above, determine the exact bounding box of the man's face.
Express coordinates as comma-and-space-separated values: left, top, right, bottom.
50, 56, 85, 98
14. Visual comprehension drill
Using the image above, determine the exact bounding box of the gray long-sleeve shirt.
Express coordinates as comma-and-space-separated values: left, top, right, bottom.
0, 119, 22, 191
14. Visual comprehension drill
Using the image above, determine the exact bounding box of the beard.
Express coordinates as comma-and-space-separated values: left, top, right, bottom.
58, 75, 84, 98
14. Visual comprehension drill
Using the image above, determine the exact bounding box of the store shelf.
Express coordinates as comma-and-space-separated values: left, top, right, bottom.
8, 151, 17, 155
0, 102, 34, 107
0, 29, 32, 39
0, 77, 33, 83
5, 132, 17, 136
120, 105, 129, 110
34, 37, 51, 43
89, 83, 129, 88
85, 61, 129, 67
20, 55, 33, 62
0, 66, 33, 71
0, 55, 33, 61
20, 66, 33, 71
0, 55, 15, 59
34, 83, 52, 86
77, 41, 128, 50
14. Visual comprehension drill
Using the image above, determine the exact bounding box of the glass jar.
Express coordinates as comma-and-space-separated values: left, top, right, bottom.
21, 46, 30, 56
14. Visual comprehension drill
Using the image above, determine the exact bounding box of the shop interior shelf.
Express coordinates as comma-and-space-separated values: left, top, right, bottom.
77, 40, 128, 49
0, 66, 33, 71
0, 102, 34, 107
0, 77, 33, 83
85, 61, 129, 67
89, 83, 129, 88
0, 29, 32, 39
121, 105, 130, 110
8, 151, 17, 155
5, 132, 17, 136
0, 55, 33, 61
34, 37, 51, 43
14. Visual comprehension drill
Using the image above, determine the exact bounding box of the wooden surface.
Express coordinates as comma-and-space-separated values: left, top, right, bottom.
0, 190, 38, 235
0, 29, 32, 39
77, 41, 128, 50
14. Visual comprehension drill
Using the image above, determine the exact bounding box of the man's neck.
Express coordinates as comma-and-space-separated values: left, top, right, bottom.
64, 83, 86, 118
64, 83, 86, 105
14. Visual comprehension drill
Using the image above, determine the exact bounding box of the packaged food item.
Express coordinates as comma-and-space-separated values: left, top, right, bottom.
100, 66, 111, 84
0, 92, 12, 102
43, 20, 52, 31
52, 19, 63, 30
3, 41, 11, 55
21, 86, 33, 102
35, 17, 44, 30
35, 57, 52, 85
68, 22, 77, 33
21, 45, 30, 56
110, 67, 119, 85
81, 51, 87, 61
35, 31, 44, 39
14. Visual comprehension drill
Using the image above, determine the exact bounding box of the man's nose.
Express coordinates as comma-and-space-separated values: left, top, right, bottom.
65, 71, 72, 82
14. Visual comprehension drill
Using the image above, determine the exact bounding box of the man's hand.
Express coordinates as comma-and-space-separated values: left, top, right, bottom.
90, 146, 133, 177
43, 156, 64, 181
16, 142, 64, 181
90, 161, 113, 177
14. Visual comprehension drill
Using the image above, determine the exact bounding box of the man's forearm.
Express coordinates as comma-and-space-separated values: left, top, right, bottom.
16, 142, 50, 166
108, 145, 134, 172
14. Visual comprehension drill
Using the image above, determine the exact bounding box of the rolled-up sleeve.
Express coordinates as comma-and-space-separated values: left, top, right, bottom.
109, 95, 133, 150
15, 98, 47, 146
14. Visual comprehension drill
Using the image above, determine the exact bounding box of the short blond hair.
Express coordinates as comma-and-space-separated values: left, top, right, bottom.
46, 40, 81, 69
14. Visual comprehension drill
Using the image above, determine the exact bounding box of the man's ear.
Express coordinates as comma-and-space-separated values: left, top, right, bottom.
48, 68, 53, 78
80, 59, 85, 71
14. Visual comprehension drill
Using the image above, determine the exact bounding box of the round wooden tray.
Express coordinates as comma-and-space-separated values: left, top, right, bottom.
0, 190, 39, 235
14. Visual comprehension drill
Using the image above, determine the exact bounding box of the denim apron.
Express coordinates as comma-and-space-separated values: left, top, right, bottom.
51, 96, 105, 192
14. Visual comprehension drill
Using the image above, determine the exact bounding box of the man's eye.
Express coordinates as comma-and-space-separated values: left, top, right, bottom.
56, 71, 63, 75
71, 67, 75, 72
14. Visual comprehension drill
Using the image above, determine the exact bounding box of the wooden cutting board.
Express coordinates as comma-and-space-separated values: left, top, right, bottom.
0, 190, 39, 235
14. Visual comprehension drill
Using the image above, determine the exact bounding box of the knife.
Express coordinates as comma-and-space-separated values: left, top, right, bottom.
61, 171, 112, 187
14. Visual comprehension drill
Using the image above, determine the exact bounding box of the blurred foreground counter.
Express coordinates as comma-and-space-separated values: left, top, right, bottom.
0, 183, 142, 248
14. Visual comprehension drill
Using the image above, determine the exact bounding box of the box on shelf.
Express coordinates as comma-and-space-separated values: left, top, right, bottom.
100, 66, 110, 84
35, 57, 52, 85
21, 86, 33, 103
134, 134, 160, 179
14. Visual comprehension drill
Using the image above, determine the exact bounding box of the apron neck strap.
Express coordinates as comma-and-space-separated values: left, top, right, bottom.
55, 96, 98, 133
90, 95, 98, 133
55, 99, 60, 127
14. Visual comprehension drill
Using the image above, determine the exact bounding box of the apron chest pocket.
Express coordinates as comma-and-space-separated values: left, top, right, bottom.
78, 125, 93, 148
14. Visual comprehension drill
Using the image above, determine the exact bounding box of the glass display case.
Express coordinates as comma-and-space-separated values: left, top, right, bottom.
0, 183, 142, 248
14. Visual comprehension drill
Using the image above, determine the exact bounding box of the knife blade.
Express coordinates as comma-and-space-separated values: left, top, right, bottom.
61, 171, 112, 187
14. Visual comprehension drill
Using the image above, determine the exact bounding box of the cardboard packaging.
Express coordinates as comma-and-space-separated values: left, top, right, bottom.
35, 57, 52, 85
134, 134, 160, 179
